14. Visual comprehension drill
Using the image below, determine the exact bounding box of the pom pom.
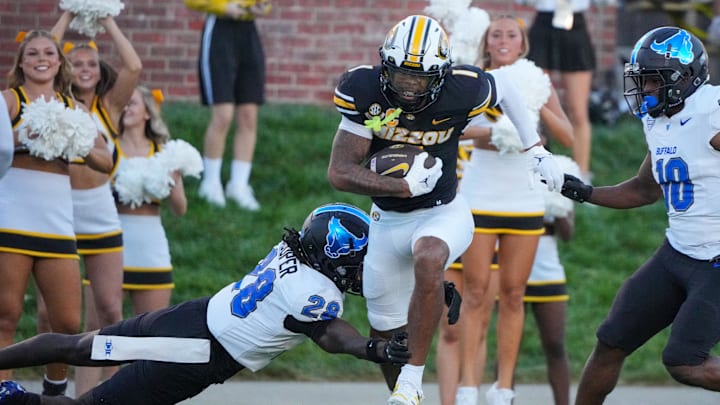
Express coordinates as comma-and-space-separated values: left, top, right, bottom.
113, 157, 150, 208
18, 97, 97, 161
17, 97, 68, 160
113, 156, 174, 209
59, 0, 125, 37
142, 158, 174, 201
447, 8, 489, 65
61, 105, 98, 161
154, 139, 203, 178
424, 0, 471, 27
113, 139, 201, 208
489, 115, 523, 155
494, 59, 551, 112
425, 0, 489, 65
543, 155, 581, 218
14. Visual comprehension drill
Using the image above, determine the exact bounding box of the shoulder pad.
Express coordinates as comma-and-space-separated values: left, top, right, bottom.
334, 66, 381, 117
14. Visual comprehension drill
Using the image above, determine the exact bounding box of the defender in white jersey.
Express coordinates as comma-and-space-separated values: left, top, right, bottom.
561, 27, 720, 404
0, 203, 410, 405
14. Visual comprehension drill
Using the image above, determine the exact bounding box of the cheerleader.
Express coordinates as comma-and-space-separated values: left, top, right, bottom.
455, 15, 574, 405
112, 86, 200, 317
0, 29, 111, 394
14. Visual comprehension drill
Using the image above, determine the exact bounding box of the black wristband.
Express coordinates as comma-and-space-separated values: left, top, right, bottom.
366, 338, 383, 363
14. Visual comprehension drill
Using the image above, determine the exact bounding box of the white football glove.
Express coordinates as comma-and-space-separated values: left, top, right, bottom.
528, 145, 563, 192
404, 152, 443, 197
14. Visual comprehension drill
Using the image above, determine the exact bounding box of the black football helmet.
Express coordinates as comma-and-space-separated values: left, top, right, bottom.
299, 203, 370, 295
379, 15, 452, 113
623, 26, 708, 118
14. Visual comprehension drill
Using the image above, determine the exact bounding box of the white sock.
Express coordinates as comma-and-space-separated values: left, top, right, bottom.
229, 160, 252, 187
43, 375, 67, 384
202, 158, 222, 185
397, 364, 424, 388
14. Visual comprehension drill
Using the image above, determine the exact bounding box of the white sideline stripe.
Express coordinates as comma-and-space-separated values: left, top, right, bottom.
91, 335, 211, 363
200, 15, 217, 104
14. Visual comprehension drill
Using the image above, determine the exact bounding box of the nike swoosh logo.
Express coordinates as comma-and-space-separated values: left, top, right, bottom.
680, 117, 692, 126
432, 117, 451, 125
381, 163, 410, 177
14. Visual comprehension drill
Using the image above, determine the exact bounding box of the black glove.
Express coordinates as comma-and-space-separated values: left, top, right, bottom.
444, 281, 462, 325
561, 174, 593, 203
366, 332, 411, 365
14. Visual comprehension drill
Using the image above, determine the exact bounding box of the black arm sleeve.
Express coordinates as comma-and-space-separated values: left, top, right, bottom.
283, 315, 368, 358
283, 315, 332, 341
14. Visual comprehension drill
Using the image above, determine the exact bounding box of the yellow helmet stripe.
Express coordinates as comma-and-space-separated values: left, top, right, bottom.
407, 15, 428, 63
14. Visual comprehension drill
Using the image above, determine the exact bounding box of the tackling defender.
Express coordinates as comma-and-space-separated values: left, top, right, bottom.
0, 203, 410, 404
327, 14, 564, 405
562, 27, 720, 404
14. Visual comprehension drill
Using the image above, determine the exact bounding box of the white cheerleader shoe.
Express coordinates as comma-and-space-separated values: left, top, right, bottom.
486, 382, 515, 405
225, 182, 260, 211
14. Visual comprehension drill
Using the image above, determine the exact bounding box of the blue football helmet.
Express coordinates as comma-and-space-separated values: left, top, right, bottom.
624, 26, 708, 118
299, 203, 370, 295
0, 380, 26, 401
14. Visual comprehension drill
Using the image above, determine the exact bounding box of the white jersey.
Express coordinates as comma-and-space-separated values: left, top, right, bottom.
206, 241, 345, 372
642, 84, 720, 260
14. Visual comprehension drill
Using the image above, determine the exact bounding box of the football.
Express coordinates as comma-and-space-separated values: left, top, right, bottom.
366, 144, 432, 178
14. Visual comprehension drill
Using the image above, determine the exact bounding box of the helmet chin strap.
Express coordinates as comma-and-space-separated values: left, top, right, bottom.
637, 95, 659, 118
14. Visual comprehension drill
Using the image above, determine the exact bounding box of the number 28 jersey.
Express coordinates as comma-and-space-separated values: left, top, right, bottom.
334, 64, 499, 212
206, 241, 344, 371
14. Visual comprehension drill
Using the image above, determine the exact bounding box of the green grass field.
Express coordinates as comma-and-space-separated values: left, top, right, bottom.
16, 102, 687, 384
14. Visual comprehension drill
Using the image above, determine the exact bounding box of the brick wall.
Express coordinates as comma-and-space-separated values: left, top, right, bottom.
0, 0, 617, 105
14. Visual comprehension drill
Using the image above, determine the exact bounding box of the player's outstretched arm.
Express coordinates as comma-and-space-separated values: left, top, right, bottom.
562, 153, 662, 208
284, 316, 410, 365
488, 68, 540, 149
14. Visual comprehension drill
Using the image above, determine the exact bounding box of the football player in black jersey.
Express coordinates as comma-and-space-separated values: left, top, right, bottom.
328, 14, 564, 405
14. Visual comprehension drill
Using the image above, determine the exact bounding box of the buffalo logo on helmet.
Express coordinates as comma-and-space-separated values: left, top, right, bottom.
649, 29, 694, 65
324, 216, 369, 260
